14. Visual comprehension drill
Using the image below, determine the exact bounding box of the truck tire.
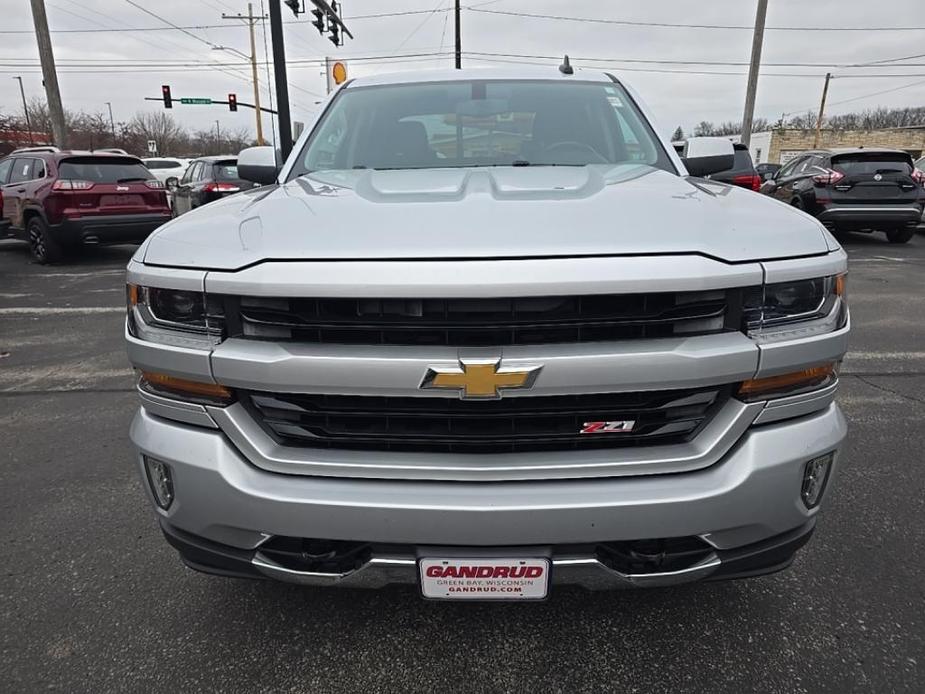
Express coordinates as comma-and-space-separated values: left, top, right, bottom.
27, 216, 65, 264
886, 227, 915, 244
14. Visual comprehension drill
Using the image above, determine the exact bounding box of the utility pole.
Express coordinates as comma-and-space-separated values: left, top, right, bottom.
454, 0, 462, 69
268, 0, 293, 160
215, 119, 221, 151
105, 101, 116, 148
813, 72, 832, 148
29, 0, 67, 148
740, 0, 768, 148
13, 77, 34, 144
221, 3, 267, 145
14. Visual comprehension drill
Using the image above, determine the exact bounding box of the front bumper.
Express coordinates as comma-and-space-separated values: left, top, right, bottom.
130, 402, 846, 588
51, 212, 171, 245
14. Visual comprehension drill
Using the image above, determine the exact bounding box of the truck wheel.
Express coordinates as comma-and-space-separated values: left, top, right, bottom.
27, 216, 65, 264
886, 227, 915, 244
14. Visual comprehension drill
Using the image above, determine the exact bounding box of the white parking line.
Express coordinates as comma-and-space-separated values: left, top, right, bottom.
846, 351, 925, 361
0, 307, 124, 315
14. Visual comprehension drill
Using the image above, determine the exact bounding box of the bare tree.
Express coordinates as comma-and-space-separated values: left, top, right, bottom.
693, 121, 715, 137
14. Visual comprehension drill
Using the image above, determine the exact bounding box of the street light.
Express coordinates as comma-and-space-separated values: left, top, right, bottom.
12, 76, 34, 145
104, 101, 116, 148
212, 44, 264, 145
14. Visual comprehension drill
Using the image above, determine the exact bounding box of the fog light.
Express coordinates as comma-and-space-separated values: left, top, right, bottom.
144, 456, 174, 510
801, 453, 834, 508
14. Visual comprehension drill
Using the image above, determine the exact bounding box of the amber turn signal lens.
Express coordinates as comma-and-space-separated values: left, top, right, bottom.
140, 371, 233, 401
127, 283, 139, 306
738, 363, 836, 399
834, 274, 846, 297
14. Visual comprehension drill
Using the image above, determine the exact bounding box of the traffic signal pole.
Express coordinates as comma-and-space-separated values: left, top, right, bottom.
269, 0, 293, 161
454, 0, 461, 69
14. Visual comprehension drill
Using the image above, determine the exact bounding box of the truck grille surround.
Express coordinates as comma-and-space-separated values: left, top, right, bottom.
226, 289, 739, 346
242, 386, 732, 454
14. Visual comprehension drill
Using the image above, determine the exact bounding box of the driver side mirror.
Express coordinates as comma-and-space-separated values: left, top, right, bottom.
238, 146, 280, 186
165, 177, 179, 191
681, 137, 735, 177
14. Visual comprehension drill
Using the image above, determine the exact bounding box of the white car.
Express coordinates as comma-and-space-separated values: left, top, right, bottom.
142, 157, 190, 185
142, 158, 191, 208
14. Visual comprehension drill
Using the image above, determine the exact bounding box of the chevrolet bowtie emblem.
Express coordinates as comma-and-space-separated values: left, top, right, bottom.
421, 358, 542, 399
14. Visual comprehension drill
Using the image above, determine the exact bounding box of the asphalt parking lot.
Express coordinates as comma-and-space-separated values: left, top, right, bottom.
1, 232, 923, 693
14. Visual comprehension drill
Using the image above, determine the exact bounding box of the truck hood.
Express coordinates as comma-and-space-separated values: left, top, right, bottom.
142, 164, 832, 270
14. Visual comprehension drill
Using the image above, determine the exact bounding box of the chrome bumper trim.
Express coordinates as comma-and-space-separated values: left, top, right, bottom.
250, 552, 721, 590
208, 397, 764, 481
138, 385, 219, 429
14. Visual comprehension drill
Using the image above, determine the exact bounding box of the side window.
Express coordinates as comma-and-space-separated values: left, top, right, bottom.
777, 156, 806, 178
197, 163, 210, 181
0, 159, 12, 185
9, 159, 34, 184
32, 158, 46, 179
181, 162, 198, 183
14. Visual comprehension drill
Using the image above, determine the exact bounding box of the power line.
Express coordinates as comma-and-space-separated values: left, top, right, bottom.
464, 50, 925, 69
0, 8, 455, 34
458, 55, 925, 79
466, 8, 925, 32
826, 78, 925, 108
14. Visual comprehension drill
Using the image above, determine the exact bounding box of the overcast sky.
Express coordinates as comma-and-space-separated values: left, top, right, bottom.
1, 0, 923, 144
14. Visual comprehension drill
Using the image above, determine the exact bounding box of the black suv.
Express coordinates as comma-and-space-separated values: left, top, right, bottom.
707, 143, 761, 191
760, 148, 925, 244
167, 156, 254, 217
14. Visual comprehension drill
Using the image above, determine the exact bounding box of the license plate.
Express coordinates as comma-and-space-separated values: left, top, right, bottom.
419, 558, 550, 600
100, 194, 143, 207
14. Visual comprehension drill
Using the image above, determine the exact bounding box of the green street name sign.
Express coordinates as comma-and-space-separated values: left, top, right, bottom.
180, 98, 212, 105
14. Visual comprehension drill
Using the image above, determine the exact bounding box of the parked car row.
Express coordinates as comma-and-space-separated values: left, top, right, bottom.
676, 140, 925, 245
0, 150, 248, 262
2, 138, 922, 263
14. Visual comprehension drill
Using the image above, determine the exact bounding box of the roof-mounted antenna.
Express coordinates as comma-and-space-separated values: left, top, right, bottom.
559, 55, 574, 75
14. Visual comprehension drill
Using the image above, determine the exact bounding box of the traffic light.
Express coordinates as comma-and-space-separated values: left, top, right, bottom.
161, 84, 172, 109
284, 0, 301, 17
228, 93, 237, 112
311, 8, 325, 33
329, 23, 340, 46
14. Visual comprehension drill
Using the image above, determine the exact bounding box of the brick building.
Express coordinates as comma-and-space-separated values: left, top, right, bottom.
745, 126, 925, 165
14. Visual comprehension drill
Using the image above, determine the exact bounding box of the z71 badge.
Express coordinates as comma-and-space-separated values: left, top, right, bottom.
580, 420, 636, 435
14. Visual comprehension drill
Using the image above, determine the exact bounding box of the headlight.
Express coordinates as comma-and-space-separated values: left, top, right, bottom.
127, 285, 225, 349
743, 274, 847, 343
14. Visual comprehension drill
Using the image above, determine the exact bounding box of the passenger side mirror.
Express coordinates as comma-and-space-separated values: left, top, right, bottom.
681, 137, 735, 177
165, 177, 179, 191
238, 146, 280, 186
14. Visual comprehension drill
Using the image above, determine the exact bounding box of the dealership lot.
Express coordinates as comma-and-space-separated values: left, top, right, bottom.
0, 234, 923, 693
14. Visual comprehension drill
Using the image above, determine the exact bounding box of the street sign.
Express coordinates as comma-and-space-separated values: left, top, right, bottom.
147, 140, 157, 154
179, 98, 212, 105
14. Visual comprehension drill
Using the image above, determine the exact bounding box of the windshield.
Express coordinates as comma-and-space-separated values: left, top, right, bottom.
59, 157, 151, 182
291, 79, 672, 176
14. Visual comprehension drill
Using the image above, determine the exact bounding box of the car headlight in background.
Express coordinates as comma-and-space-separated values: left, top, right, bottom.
743, 274, 847, 343
127, 284, 225, 349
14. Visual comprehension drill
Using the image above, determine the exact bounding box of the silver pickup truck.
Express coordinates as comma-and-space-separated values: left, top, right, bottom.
126, 67, 848, 600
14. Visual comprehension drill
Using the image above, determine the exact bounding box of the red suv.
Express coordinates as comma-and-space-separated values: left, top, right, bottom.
0, 151, 171, 263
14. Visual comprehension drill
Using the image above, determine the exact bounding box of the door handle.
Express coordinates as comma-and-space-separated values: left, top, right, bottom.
17, 188, 26, 193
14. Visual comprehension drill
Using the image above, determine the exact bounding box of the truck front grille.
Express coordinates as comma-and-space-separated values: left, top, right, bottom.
242, 386, 730, 454
228, 290, 736, 346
